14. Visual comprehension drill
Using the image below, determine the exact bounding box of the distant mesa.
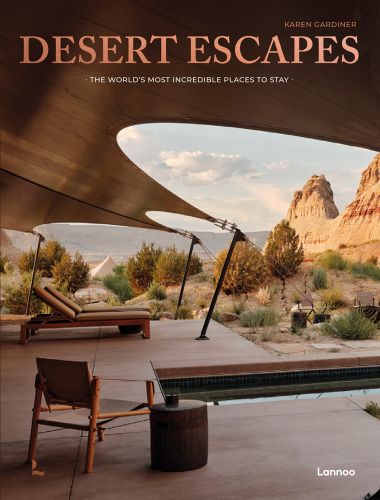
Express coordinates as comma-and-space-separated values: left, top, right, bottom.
0, 228, 22, 263
286, 153, 380, 257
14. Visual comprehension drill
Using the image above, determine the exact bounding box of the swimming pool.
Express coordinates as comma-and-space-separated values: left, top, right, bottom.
160, 366, 380, 404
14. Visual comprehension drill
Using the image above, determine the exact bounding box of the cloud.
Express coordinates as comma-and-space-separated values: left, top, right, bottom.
263, 160, 290, 172
158, 150, 260, 185
117, 127, 142, 148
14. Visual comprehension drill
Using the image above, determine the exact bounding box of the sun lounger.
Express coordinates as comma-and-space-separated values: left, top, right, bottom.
44, 285, 149, 313
28, 357, 155, 473
353, 291, 376, 307
353, 291, 380, 324
20, 286, 150, 344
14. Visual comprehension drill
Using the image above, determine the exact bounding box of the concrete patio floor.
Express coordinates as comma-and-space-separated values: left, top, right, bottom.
1, 320, 379, 500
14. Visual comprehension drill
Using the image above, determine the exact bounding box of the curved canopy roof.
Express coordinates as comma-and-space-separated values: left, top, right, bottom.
1, 0, 379, 233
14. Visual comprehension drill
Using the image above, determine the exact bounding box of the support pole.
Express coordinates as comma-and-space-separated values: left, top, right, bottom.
175, 235, 199, 318
26, 233, 44, 315
197, 229, 245, 340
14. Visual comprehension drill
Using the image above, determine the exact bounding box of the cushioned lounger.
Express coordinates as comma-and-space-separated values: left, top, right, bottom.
44, 285, 149, 313
20, 286, 150, 344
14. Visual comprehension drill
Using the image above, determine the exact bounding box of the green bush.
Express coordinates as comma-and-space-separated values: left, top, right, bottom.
154, 246, 202, 287
312, 268, 328, 289
52, 252, 90, 293
350, 262, 380, 281
214, 242, 268, 295
147, 282, 167, 300
322, 309, 377, 340
103, 273, 134, 302
126, 243, 162, 294
318, 251, 347, 270
240, 308, 280, 328
320, 288, 346, 310
19, 240, 67, 278
3, 272, 44, 315
264, 220, 304, 278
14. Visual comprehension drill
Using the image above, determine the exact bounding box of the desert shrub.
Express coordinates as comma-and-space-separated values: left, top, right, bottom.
147, 282, 167, 300
366, 255, 378, 266
3, 272, 44, 315
229, 299, 247, 315
240, 307, 280, 328
269, 284, 279, 296
154, 246, 203, 287
188, 253, 203, 276
365, 401, 380, 419
193, 271, 209, 282
126, 243, 162, 294
106, 295, 123, 307
0, 254, 8, 273
195, 294, 209, 309
291, 291, 301, 304
255, 286, 272, 305
211, 308, 222, 323
17, 248, 35, 274
4, 261, 14, 274
52, 252, 90, 293
214, 242, 268, 295
113, 264, 127, 277
149, 301, 164, 320
260, 327, 276, 342
350, 262, 380, 281
264, 220, 304, 278
103, 273, 134, 302
175, 304, 193, 320
19, 240, 67, 277
320, 288, 346, 310
154, 246, 184, 286
322, 309, 377, 340
318, 251, 347, 270
312, 268, 328, 290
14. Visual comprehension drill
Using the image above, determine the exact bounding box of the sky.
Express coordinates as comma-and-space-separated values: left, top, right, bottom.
117, 123, 376, 233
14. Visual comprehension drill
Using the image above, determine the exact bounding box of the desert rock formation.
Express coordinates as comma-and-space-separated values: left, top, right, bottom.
287, 153, 380, 256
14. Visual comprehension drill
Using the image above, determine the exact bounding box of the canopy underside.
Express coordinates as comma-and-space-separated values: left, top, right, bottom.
1, 0, 379, 233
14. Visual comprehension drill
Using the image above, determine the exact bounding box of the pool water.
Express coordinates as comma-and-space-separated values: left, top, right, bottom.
214, 387, 380, 405
160, 366, 380, 404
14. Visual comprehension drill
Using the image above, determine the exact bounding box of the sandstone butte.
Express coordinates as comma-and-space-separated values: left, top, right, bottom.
287, 152, 380, 258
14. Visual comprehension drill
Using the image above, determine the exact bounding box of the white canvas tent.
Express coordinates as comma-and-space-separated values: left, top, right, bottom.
89, 256, 117, 279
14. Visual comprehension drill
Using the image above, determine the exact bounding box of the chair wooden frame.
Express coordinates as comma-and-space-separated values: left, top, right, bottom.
28, 359, 155, 473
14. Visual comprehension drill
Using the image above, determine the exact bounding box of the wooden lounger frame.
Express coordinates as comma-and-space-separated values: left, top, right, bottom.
20, 312, 150, 344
